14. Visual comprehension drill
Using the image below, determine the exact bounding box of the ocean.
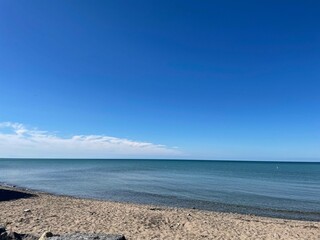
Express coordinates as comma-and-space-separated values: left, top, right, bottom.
0, 159, 319, 221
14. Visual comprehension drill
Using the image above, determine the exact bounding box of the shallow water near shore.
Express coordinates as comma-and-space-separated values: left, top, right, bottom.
0, 159, 319, 221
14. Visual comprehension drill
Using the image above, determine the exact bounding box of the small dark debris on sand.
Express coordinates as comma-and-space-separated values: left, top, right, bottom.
149, 207, 164, 211
0, 226, 125, 240
49, 233, 126, 240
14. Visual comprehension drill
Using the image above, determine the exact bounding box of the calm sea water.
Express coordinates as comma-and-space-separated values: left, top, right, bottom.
0, 159, 319, 221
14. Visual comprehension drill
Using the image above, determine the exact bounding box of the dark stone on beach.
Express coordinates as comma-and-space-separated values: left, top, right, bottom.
48, 233, 126, 240
0, 227, 6, 234
0, 189, 34, 202
43, 232, 53, 238
0, 227, 37, 240
0, 232, 8, 240
39, 232, 54, 240
3, 231, 22, 240
19, 234, 37, 240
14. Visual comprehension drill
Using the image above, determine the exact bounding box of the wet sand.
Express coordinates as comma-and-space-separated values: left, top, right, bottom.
0, 186, 319, 240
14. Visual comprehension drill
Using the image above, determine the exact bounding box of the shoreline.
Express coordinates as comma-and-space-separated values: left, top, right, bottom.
0, 185, 319, 239
1, 182, 319, 222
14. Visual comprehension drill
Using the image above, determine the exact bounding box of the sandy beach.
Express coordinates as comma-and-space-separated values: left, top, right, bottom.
0, 186, 319, 240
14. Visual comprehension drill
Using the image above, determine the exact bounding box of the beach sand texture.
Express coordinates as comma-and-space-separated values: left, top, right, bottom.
0, 187, 319, 240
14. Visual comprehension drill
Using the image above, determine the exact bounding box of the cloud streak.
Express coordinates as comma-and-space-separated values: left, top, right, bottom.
0, 122, 181, 158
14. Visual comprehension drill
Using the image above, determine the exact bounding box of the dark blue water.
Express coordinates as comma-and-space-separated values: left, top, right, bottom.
0, 159, 319, 221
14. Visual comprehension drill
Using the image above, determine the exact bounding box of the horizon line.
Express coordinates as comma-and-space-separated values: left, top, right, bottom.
0, 158, 319, 163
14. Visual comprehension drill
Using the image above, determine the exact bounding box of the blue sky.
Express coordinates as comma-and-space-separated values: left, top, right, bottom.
0, 1, 319, 160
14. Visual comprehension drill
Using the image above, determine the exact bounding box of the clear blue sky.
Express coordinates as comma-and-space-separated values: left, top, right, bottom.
0, 1, 319, 160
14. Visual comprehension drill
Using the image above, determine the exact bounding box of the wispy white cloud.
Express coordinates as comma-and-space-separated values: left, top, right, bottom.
0, 122, 182, 158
